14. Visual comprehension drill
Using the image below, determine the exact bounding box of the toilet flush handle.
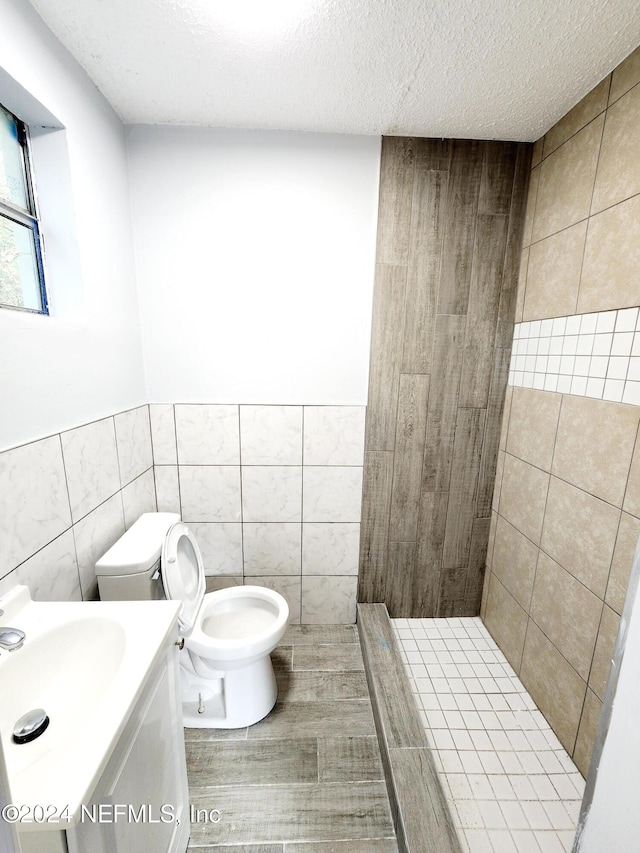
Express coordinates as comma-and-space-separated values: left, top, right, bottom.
175, 638, 185, 650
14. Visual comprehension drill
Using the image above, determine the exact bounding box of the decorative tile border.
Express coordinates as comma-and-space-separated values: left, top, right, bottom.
509, 308, 640, 405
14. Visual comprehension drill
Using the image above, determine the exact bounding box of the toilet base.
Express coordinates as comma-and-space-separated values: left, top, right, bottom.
179, 653, 278, 728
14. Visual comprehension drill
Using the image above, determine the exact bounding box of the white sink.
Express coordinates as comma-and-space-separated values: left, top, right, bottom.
0, 585, 180, 827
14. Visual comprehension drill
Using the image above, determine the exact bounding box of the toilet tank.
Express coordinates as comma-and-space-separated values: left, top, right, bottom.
95, 512, 180, 602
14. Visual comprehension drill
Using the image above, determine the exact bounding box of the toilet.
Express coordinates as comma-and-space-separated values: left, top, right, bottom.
95, 512, 289, 728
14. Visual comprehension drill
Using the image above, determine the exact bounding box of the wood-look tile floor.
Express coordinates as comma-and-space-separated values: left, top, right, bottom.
185, 624, 399, 852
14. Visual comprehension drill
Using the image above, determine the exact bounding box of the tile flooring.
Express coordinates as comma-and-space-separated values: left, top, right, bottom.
185, 624, 398, 851
393, 617, 585, 853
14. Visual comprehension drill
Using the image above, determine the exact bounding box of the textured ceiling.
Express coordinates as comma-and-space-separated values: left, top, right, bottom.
27, 0, 640, 140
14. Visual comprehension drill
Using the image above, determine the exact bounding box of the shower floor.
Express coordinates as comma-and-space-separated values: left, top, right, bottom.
393, 617, 584, 853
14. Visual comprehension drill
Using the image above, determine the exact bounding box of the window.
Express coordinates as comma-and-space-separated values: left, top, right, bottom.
0, 103, 47, 313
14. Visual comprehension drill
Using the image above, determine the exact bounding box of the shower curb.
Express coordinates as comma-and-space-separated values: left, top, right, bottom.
357, 603, 462, 853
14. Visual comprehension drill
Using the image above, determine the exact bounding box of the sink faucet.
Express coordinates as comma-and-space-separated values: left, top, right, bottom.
0, 625, 25, 651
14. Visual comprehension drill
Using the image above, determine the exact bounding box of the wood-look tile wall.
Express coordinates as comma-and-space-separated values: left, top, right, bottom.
358, 137, 531, 618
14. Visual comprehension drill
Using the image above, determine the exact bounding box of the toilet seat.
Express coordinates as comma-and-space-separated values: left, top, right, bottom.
161, 522, 205, 636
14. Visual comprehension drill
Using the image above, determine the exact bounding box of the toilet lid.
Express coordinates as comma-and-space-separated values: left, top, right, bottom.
161, 522, 205, 636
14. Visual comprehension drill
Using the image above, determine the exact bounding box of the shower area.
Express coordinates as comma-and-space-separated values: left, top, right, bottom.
357, 54, 640, 853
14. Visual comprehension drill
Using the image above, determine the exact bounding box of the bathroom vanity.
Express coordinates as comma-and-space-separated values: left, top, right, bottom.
0, 586, 190, 853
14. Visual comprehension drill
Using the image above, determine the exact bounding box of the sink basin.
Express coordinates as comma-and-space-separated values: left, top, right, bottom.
0, 617, 126, 780
0, 585, 180, 828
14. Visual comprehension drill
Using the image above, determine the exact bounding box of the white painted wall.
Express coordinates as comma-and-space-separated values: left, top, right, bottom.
127, 126, 380, 404
577, 536, 640, 851
0, 0, 145, 451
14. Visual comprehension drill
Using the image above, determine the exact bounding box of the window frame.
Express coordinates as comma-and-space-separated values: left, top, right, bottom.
0, 103, 48, 315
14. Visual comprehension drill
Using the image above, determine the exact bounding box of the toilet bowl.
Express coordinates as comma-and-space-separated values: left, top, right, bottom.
95, 513, 289, 728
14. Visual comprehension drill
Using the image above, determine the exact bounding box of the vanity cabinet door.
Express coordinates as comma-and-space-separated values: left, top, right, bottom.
67, 644, 189, 853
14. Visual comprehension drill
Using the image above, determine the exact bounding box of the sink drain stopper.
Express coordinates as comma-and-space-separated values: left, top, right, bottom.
13, 709, 50, 744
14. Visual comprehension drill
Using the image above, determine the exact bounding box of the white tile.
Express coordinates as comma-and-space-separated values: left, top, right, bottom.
479, 800, 508, 829
623, 381, 640, 406
557, 376, 573, 394
533, 374, 545, 390
246, 574, 301, 624
533, 831, 566, 853
488, 830, 519, 852
456, 800, 484, 830
240, 405, 302, 464
573, 355, 591, 375
529, 775, 559, 800
588, 356, 608, 377
500, 801, 530, 830
606, 356, 629, 380
300, 575, 357, 623
73, 493, 125, 600
243, 522, 301, 575
463, 828, 494, 852
242, 466, 302, 522
114, 406, 153, 486
0, 436, 72, 577
468, 773, 495, 799
592, 333, 613, 356
303, 405, 366, 465
511, 829, 543, 851
541, 802, 575, 831
189, 522, 243, 575
633, 332, 640, 356
603, 378, 625, 402
596, 311, 616, 333
521, 801, 553, 830
579, 313, 598, 334
490, 775, 518, 801
154, 465, 180, 512
179, 465, 242, 522
175, 404, 240, 464
570, 376, 587, 396
540, 319, 554, 337
149, 404, 177, 464
561, 336, 578, 356
547, 355, 561, 372
13, 530, 81, 602
544, 375, 559, 393
628, 357, 640, 381
530, 320, 542, 338
611, 331, 635, 356
615, 307, 639, 332
559, 355, 575, 375
302, 522, 360, 575
537, 337, 551, 355
440, 750, 465, 773
565, 316, 581, 335
61, 418, 120, 522
303, 466, 363, 522
122, 469, 157, 528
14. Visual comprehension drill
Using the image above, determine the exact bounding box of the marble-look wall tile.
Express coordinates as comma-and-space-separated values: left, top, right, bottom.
0, 436, 71, 577
154, 465, 181, 513
114, 406, 153, 486
61, 417, 120, 522
303, 467, 364, 523
149, 404, 177, 464
175, 404, 240, 465
188, 522, 243, 575
9, 530, 81, 601
301, 576, 358, 623
242, 466, 303, 522
302, 523, 360, 575
122, 469, 157, 529
73, 493, 126, 600
179, 466, 242, 522
303, 406, 366, 465
245, 574, 301, 624
243, 523, 302, 575
240, 406, 302, 464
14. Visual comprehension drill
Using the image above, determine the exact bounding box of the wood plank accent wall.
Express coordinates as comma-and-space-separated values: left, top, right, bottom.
358, 137, 532, 618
